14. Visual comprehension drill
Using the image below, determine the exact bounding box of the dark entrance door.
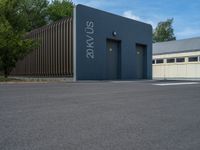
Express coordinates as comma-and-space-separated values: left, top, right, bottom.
136, 44, 146, 79
106, 39, 121, 80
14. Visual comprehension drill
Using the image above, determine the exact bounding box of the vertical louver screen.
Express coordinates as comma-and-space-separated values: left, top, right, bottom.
11, 17, 73, 77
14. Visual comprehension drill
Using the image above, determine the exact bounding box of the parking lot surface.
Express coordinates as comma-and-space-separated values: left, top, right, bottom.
0, 80, 200, 150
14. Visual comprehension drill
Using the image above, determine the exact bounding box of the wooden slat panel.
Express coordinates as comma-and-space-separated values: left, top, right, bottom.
69, 18, 73, 76
66, 19, 69, 75
60, 21, 63, 75
63, 20, 67, 75
11, 17, 73, 77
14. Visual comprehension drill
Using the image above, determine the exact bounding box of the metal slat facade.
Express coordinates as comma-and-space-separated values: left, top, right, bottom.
11, 17, 73, 77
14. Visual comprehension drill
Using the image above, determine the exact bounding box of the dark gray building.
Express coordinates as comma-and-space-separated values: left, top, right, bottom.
11, 4, 152, 80
74, 5, 152, 80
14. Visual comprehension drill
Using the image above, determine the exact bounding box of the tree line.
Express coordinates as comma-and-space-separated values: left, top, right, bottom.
0, 0, 176, 78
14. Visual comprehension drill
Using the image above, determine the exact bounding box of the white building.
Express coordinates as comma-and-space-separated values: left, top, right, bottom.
153, 37, 200, 79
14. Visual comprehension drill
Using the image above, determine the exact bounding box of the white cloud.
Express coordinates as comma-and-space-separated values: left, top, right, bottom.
123, 10, 141, 21
123, 10, 157, 29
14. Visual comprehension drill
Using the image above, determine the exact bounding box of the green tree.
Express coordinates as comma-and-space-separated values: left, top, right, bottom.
19, 0, 49, 31
47, 0, 73, 22
0, 0, 36, 78
153, 18, 176, 43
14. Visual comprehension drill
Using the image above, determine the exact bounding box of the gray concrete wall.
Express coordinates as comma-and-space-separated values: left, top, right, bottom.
75, 4, 152, 80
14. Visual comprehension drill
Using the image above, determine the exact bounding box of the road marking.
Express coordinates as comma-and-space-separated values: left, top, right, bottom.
111, 81, 135, 83
154, 82, 199, 86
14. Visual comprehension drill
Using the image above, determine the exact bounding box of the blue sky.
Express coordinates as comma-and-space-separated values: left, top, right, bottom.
73, 0, 200, 39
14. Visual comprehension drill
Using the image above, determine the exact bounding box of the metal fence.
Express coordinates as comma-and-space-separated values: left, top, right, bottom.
11, 17, 73, 77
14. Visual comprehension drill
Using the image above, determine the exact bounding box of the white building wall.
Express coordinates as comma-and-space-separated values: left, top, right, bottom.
153, 51, 200, 79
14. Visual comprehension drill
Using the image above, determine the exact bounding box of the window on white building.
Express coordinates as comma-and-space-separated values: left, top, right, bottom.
156, 59, 164, 64
176, 58, 185, 63
188, 56, 198, 62
167, 58, 175, 63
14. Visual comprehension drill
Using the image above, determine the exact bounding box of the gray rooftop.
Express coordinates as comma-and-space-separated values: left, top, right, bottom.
153, 37, 200, 55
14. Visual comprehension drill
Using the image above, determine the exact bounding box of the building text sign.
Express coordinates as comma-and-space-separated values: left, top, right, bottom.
85, 21, 95, 59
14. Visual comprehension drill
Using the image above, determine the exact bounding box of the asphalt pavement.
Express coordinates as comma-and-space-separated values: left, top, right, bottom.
0, 80, 200, 150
